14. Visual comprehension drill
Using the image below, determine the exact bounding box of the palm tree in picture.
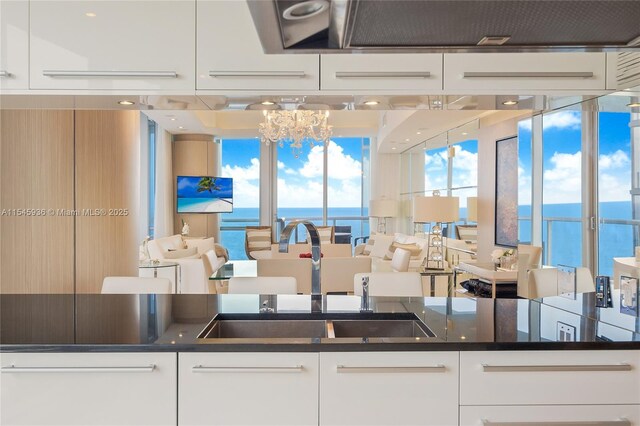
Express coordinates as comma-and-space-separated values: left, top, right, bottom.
197, 177, 220, 194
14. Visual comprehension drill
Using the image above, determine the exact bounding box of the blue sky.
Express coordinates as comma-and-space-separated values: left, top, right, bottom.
220, 137, 365, 208
518, 110, 632, 204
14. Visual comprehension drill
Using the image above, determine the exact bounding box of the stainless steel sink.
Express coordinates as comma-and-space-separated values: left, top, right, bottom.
330, 319, 433, 338
201, 319, 327, 339
197, 312, 435, 341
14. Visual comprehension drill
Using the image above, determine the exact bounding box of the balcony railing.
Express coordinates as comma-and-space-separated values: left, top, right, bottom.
518, 216, 640, 267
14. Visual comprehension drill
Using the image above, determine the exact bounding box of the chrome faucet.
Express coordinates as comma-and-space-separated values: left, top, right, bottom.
360, 276, 372, 312
279, 220, 322, 313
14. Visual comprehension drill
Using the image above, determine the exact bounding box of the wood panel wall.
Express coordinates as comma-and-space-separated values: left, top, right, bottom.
172, 134, 220, 241
0, 110, 75, 293
75, 111, 140, 294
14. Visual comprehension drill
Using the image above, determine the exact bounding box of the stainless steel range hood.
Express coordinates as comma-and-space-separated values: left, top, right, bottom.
247, 0, 640, 54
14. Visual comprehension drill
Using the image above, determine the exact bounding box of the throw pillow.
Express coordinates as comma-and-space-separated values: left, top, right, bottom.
163, 246, 198, 259
247, 229, 271, 252
384, 242, 422, 260
186, 237, 215, 255
369, 234, 395, 259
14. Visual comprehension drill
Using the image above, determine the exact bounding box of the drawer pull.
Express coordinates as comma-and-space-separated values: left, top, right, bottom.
192, 365, 303, 373
335, 71, 431, 79
43, 70, 178, 78
1, 365, 156, 373
482, 420, 630, 426
336, 365, 446, 373
463, 71, 594, 78
482, 363, 632, 372
208, 71, 306, 78
0, 70, 10, 77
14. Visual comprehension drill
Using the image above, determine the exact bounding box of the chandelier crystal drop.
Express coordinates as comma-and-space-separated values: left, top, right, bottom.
258, 110, 333, 158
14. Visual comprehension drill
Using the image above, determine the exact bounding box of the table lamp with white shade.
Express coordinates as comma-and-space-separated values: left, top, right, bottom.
466, 196, 478, 223
413, 191, 459, 270
369, 198, 400, 234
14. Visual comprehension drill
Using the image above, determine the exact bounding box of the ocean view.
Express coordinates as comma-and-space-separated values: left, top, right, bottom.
220, 202, 636, 277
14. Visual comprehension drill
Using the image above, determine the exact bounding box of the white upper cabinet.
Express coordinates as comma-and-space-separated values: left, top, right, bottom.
29, 1, 195, 90
0, 0, 29, 90
321, 54, 443, 91
444, 52, 607, 92
197, 0, 319, 91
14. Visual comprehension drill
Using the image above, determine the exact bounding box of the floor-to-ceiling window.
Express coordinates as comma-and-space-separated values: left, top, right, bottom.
517, 117, 533, 244
598, 111, 634, 276
542, 109, 583, 267
219, 138, 261, 259
276, 137, 370, 245
148, 119, 157, 238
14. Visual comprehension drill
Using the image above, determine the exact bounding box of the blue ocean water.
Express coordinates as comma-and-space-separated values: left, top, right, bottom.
220, 202, 635, 277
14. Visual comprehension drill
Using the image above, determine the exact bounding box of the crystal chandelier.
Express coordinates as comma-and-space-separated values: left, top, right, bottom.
259, 110, 333, 157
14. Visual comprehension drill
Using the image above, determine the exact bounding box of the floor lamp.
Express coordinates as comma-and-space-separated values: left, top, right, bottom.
369, 199, 399, 234
413, 192, 459, 270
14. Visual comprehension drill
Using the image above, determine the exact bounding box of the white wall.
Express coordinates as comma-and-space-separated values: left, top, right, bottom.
370, 137, 402, 234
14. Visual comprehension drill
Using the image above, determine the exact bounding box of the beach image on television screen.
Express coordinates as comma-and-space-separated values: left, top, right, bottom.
176, 176, 233, 213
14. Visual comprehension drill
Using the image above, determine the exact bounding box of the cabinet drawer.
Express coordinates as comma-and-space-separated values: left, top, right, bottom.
321, 54, 443, 91
444, 52, 606, 92
460, 405, 640, 426
0, 352, 177, 426
197, 0, 319, 91
1, 0, 29, 90
179, 352, 318, 426
460, 350, 640, 406
30, 0, 195, 90
320, 351, 458, 426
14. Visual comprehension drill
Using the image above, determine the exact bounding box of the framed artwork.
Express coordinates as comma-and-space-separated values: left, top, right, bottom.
494, 136, 518, 248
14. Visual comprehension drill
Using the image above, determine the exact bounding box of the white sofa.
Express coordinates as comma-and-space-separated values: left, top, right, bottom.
147, 234, 225, 293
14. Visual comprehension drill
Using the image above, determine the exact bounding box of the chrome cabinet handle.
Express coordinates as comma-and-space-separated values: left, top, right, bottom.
1, 365, 156, 373
0, 70, 10, 77
192, 365, 304, 373
463, 71, 594, 78
336, 365, 446, 373
482, 420, 630, 426
335, 71, 431, 78
208, 71, 306, 78
482, 363, 632, 372
43, 70, 178, 78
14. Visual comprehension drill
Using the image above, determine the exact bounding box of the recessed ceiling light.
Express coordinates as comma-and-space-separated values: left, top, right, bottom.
282, 0, 328, 20
405, 138, 410, 142
364, 100, 380, 106
462, 132, 468, 136
391, 147, 397, 150
261, 100, 276, 106
117, 100, 134, 106
502, 100, 518, 106
416, 131, 421, 135
178, 126, 185, 130
170, 118, 176, 121
85, 12, 96, 17
627, 102, 640, 108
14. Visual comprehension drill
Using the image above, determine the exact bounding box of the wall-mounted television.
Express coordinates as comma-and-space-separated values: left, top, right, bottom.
176, 176, 233, 213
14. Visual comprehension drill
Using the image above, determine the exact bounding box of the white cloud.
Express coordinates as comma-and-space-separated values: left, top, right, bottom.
277, 178, 323, 208
599, 149, 629, 171
221, 158, 260, 208
518, 111, 581, 131
277, 161, 285, 170
542, 150, 631, 204
451, 145, 477, 187
299, 140, 362, 180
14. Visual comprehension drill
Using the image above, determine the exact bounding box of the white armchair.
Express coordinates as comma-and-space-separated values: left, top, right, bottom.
147, 235, 225, 293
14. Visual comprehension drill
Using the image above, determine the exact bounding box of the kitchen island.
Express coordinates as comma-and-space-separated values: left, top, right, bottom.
2, 293, 639, 425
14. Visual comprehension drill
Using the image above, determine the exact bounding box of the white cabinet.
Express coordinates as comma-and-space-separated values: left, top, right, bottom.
179, 352, 319, 426
0, 0, 29, 90
0, 352, 177, 426
197, 0, 319, 91
444, 52, 607, 92
29, 1, 195, 90
460, 405, 640, 425
460, 350, 640, 406
319, 351, 459, 426
321, 54, 443, 91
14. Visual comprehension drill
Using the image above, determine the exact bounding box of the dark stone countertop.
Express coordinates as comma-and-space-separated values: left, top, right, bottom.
1, 291, 639, 352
